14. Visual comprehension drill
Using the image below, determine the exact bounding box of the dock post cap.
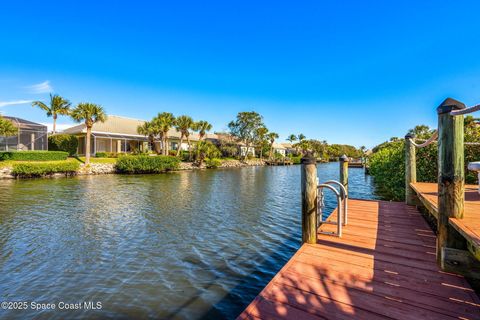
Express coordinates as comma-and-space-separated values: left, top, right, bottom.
405, 133, 415, 139
340, 155, 349, 162
301, 152, 316, 165
437, 98, 466, 114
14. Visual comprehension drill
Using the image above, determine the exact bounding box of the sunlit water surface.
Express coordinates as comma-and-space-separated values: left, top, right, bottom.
0, 163, 377, 319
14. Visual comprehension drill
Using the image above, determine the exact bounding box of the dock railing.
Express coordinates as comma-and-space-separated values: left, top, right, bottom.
301, 153, 349, 243
405, 97, 480, 277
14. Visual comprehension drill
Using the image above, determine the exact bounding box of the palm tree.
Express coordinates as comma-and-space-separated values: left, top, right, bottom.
32, 94, 71, 134
175, 115, 194, 157
137, 121, 161, 154
268, 132, 279, 159
70, 103, 107, 165
154, 112, 176, 155
0, 116, 18, 151
193, 120, 212, 160
195, 140, 221, 166
195, 120, 212, 141
298, 133, 306, 141
287, 134, 297, 144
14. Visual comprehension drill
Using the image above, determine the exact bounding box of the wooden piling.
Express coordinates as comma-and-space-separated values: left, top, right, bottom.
340, 155, 349, 192
437, 98, 466, 265
301, 153, 317, 244
405, 133, 417, 205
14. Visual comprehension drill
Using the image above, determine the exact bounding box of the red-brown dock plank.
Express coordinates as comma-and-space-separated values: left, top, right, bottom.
411, 182, 480, 255
238, 199, 480, 320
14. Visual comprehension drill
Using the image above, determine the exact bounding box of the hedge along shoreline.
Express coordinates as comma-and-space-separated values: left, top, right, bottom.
115, 155, 180, 173
12, 161, 80, 178
368, 140, 479, 201
0, 151, 69, 161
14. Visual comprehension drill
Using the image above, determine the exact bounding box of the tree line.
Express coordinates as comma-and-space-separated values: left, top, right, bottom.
285, 133, 365, 160
1, 94, 366, 165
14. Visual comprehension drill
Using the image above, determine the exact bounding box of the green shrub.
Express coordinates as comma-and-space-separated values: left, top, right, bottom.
0, 151, 68, 161
95, 152, 118, 158
290, 155, 302, 164
205, 158, 222, 168
195, 141, 221, 165
180, 150, 190, 162
48, 134, 79, 156
132, 148, 150, 155
115, 155, 180, 173
368, 140, 479, 201
12, 161, 80, 178
368, 141, 405, 201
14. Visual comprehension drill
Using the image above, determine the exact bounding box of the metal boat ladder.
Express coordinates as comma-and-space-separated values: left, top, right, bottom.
317, 180, 348, 237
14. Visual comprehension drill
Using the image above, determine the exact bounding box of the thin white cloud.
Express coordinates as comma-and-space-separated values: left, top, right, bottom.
25, 80, 53, 94
0, 100, 33, 107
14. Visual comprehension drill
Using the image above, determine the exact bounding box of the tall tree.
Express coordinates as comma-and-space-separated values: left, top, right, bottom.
192, 120, 212, 160
407, 125, 434, 140
255, 126, 269, 159
194, 120, 212, 141
298, 133, 306, 141
287, 134, 297, 144
228, 111, 264, 160
32, 94, 71, 134
154, 112, 176, 155
137, 121, 161, 154
0, 116, 18, 151
175, 115, 194, 157
70, 103, 106, 165
268, 132, 279, 159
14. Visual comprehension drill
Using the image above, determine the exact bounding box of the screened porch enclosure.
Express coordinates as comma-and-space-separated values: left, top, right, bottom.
77, 133, 154, 155
0, 117, 48, 151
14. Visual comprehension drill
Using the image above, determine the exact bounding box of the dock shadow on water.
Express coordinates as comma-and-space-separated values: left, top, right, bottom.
0, 163, 376, 319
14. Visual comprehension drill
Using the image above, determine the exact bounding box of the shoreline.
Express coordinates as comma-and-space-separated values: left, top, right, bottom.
0, 158, 271, 179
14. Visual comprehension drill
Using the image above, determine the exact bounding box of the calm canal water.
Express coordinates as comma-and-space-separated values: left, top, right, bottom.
0, 163, 377, 319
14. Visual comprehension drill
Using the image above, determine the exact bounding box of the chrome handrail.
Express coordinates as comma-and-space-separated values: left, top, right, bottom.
317, 184, 343, 237
323, 180, 348, 225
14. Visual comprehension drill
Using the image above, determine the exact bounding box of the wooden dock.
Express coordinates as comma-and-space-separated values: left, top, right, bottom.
411, 182, 480, 260
238, 199, 480, 319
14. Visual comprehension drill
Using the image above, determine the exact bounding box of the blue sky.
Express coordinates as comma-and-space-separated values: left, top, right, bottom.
1, 1, 480, 147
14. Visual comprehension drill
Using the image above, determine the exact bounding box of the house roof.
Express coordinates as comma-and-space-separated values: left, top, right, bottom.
272, 142, 286, 150
280, 142, 294, 149
2, 116, 47, 130
62, 115, 146, 136
61, 115, 219, 141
